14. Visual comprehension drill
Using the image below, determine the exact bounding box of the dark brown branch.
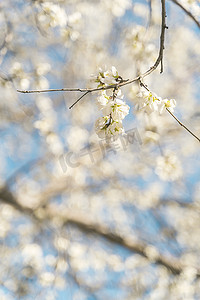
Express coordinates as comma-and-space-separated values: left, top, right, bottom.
170, 0, 200, 29
0, 185, 32, 215
143, 0, 167, 76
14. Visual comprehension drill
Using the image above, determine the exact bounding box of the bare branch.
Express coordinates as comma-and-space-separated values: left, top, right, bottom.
143, 0, 167, 76
58, 209, 197, 276
1, 183, 200, 277
170, 0, 200, 29
16, 2, 200, 143
166, 108, 200, 142
0, 185, 32, 215
69, 91, 90, 109
17, 87, 91, 93
17, 0, 167, 107
140, 80, 200, 142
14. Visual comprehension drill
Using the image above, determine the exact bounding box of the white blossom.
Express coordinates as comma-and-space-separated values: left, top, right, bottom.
97, 90, 129, 121
96, 91, 110, 110
94, 66, 130, 139
155, 151, 182, 181
137, 91, 164, 114
95, 116, 124, 139
92, 66, 120, 87
136, 91, 176, 114
104, 98, 130, 121
163, 98, 176, 112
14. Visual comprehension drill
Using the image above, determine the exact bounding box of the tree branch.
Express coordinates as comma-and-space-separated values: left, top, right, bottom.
0, 185, 32, 215
140, 80, 200, 143
59, 209, 197, 276
170, 0, 200, 29
1, 185, 200, 277
143, 0, 167, 76
166, 108, 200, 142
69, 91, 90, 109
17, 0, 167, 107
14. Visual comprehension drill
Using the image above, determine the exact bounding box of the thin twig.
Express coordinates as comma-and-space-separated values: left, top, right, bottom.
17, 87, 91, 93
16, 79, 130, 94
166, 108, 200, 142
140, 80, 200, 142
142, 0, 167, 76
17, 0, 167, 106
170, 0, 200, 29
69, 91, 90, 109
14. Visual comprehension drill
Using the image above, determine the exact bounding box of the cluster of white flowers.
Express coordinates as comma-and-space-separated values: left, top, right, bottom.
136, 90, 176, 114
93, 67, 130, 139
93, 66, 121, 88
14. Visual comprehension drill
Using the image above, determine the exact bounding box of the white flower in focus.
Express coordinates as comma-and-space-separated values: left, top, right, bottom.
105, 99, 130, 121
136, 91, 176, 114
155, 151, 182, 181
94, 66, 129, 139
111, 66, 118, 78
163, 98, 176, 112
92, 66, 120, 87
96, 90, 130, 121
96, 91, 110, 110
95, 116, 124, 139
137, 91, 163, 114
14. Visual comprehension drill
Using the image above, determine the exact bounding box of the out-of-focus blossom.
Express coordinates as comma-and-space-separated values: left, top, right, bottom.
38, 2, 67, 28
103, 0, 131, 17
155, 151, 182, 181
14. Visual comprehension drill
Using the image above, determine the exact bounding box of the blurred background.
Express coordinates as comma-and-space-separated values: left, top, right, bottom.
0, 0, 200, 299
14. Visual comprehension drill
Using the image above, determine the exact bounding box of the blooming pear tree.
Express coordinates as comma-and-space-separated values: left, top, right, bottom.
0, 0, 200, 299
